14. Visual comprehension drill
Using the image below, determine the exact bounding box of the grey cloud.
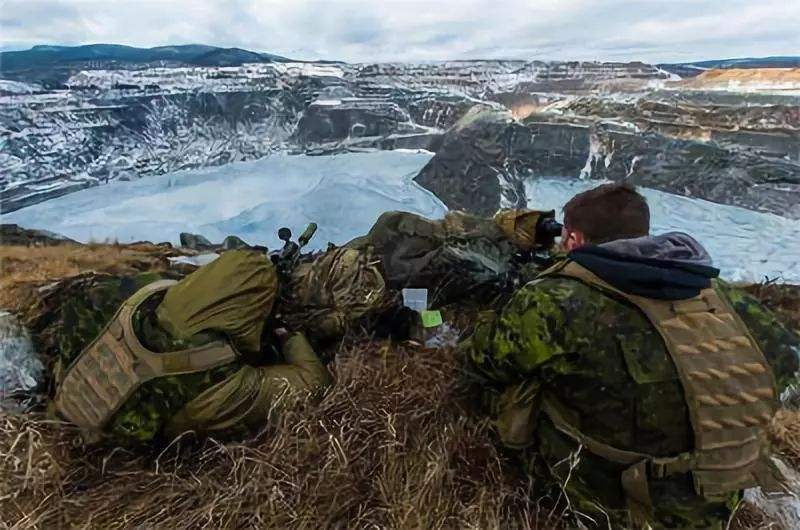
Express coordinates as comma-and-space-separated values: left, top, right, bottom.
339, 16, 384, 45
0, 0, 797, 63
0, 18, 23, 28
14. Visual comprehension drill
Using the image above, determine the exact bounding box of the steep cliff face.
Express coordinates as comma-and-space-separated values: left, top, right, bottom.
414, 107, 524, 216
557, 93, 800, 160
292, 99, 423, 146
1, 89, 300, 212
583, 124, 800, 218
413, 105, 800, 218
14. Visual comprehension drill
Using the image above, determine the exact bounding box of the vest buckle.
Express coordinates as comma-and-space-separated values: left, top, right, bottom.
650, 452, 695, 479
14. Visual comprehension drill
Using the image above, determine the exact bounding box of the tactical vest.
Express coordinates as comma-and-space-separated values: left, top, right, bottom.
538, 261, 780, 517
54, 280, 239, 433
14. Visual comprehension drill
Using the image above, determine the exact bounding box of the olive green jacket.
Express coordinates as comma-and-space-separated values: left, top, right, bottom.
50, 251, 331, 445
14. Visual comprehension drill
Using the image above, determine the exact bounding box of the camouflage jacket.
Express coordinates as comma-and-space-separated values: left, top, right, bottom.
346, 210, 555, 306
462, 275, 799, 527
281, 246, 395, 343
48, 259, 330, 445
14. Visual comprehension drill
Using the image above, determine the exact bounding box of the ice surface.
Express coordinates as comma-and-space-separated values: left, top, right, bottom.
526, 178, 800, 282
2, 151, 446, 253
3, 152, 798, 282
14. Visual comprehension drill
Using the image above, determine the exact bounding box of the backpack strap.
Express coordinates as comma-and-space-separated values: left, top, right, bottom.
543, 261, 779, 501
541, 395, 695, 523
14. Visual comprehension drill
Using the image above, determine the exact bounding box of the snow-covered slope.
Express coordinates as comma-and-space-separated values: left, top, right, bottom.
0, 59, 672, 213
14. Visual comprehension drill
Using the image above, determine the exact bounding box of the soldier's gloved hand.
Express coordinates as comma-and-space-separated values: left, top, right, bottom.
273, 327, 291, 346
495, 209, 561, 251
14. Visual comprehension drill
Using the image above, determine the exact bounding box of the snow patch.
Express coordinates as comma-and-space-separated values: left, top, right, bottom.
168, 253, 220, 267
0, 79, 41, 95
311, 99, 343, 106
0, 311, 42, 403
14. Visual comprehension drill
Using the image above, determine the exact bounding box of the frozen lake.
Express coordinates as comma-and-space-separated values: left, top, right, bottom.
3, 151, 799, 282
2, 151, 446, 252
526, 178, 800, 283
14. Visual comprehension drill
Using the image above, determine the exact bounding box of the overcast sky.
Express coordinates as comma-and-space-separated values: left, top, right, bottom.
1, 0, 798, 63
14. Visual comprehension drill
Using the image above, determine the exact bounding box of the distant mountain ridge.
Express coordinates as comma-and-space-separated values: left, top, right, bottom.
659, 56, 800, 77
0, 43, 292, 85
3, 44, 798, 84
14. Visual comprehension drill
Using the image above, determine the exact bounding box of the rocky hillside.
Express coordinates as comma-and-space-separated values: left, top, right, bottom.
1, 58, 674, 213
658, 57, 800, 77
4, 57, 800, 223
0, 44, 292, 86
678, 68, 800, 91
414, 102, 800, 218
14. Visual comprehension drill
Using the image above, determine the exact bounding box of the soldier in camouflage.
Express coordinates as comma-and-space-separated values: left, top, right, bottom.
346, 208, 558, 306
462, 183, 800, 529
48, 205, 556, 445
51, 250, 332, 445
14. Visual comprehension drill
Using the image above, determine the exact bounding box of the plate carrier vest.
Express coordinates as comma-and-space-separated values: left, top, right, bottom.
539, 261, 781, 519
54, 280, 239, 433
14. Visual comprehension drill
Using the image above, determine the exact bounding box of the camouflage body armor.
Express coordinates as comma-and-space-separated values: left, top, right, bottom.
540, 261, 780, 519
283, 247, 392, 341
54, 280, 239, 433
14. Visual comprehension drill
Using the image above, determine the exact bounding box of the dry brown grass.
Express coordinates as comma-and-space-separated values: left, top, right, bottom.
5, 351, 798, 530
729, 501, 782, 530
2, 242, 799, 529
0, 343, 559, 529
770, 409, 800, 469
0, 244, 177, 318
723, 410, 800, 530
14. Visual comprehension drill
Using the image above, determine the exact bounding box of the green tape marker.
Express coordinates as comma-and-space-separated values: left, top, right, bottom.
421, 310, 443, 328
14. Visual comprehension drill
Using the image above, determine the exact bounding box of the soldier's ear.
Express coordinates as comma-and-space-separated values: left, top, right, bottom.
563, 229, 587, 251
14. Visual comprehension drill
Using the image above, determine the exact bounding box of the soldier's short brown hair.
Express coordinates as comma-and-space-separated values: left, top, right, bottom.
563, 183, 650, 244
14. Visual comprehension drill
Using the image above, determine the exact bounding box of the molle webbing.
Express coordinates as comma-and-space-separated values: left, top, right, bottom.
549, 261, 778, 498
55, 280, 239, 432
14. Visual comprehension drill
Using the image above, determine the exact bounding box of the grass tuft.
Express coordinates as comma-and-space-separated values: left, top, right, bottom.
0, 343, 558, 529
